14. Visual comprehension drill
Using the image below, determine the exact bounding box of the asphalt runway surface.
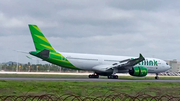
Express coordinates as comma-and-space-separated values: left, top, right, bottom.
0, 77, 180, 82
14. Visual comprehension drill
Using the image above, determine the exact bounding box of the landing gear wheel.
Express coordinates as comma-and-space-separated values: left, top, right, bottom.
155, 76, 159, 79
107, 75, 118, 79
155, 73, 159, 80
88, 74, 99, 78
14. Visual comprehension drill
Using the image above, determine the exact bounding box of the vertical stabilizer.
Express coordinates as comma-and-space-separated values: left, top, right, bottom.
28, 24, 56, 52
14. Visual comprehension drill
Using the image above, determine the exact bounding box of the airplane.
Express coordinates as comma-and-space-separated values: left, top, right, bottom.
28, 24, 171, 79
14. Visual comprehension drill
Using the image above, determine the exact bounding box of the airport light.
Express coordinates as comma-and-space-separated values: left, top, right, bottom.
19, 65, 21, 72
0, 64, 2, 71
59, 66, 61, 72
28, 65, 31, 72
16, 52, 19, 72
36, 65, 39, 72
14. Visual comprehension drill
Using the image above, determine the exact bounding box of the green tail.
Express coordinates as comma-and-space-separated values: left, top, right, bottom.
28, 24, 56, 52
28, 24, 78, 70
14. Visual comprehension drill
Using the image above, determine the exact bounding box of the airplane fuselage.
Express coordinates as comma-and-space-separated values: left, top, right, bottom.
61, 52, 170, 73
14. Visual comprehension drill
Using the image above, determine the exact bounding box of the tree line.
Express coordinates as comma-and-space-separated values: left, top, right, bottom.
0, 62, 85, 72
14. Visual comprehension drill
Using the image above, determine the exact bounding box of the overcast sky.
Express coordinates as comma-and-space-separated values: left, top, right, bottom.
0, 0, 180, 64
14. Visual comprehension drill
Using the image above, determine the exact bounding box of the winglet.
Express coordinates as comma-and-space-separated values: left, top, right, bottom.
139, 53, 145, 61
136, 53, 145, 63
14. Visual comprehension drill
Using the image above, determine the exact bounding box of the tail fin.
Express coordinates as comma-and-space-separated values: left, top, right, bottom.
28, 24, 56, 52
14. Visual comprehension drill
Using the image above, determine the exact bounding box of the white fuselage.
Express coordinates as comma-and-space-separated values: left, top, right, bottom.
61, 52, 171, 73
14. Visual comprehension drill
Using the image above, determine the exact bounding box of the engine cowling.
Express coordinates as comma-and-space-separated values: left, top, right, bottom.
129, 66, 148, 77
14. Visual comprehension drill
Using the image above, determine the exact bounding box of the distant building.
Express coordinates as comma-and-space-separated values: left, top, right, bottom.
166, 59, 180, 72
177, 63, 180, 72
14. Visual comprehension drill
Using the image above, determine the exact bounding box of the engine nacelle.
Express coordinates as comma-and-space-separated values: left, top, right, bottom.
129, 66, 148, 77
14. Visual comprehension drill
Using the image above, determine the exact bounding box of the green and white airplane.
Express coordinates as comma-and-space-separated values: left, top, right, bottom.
28, 24, 171, 79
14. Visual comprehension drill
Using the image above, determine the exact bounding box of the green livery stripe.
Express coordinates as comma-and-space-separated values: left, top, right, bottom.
34, 26, 42, 33
41, 44, 55, 51
46, 52, 78, 69
29, 24, 56, 52
35, 35, 49, 43
53, 58, 69, 63
51, 52, 64, 57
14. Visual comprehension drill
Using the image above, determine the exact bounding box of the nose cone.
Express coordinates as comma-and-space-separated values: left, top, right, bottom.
164, 62, 171, 71
169, 65, 172, 70
166, 65, 171, 71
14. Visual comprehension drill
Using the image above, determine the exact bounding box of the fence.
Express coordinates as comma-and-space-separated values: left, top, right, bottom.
0, 93, 180, 101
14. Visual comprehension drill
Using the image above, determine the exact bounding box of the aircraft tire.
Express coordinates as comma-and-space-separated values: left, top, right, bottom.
89, 75, 99, 78
155, 76, 159, 80
108, 75, 118, 79
155, 73, 159, 80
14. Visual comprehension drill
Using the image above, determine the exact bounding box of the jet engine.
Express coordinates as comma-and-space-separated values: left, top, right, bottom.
129, 66, 148, 77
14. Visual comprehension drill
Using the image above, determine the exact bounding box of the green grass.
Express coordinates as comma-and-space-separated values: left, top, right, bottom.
0, 80, 180, 97
0, 74, 180, 100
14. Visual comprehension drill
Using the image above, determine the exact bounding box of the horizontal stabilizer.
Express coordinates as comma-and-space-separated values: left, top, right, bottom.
37, 49, 50, 58
14, 50, 29, 54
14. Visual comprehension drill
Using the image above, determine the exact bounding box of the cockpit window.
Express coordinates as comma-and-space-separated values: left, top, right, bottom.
166, 63, 168, 65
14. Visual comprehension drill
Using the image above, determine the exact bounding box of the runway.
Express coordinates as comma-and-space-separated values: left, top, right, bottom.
0, 72, 180, 82
0, 77, 180, 82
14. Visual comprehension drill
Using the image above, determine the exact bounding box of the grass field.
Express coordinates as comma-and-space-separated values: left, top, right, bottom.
0, 74, 180, 97
0, 80, 180, 97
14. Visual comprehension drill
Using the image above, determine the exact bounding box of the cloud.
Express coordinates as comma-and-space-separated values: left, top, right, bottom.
0, 0, 180, 63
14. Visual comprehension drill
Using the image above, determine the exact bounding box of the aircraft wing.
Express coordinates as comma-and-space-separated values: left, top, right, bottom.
114, 53, 145, 69
92, 54, 145, 72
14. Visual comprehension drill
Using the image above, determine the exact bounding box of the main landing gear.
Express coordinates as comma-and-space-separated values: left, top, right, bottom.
88, 74, 99, 78
107, 75, 118, 79
88, 73, 118, 79
155, 73, 159, 80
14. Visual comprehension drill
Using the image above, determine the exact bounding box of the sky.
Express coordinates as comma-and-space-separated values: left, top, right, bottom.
0, 0, 180, 64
